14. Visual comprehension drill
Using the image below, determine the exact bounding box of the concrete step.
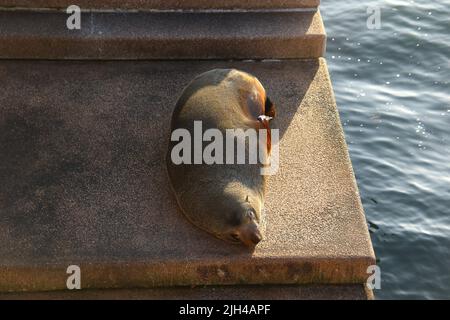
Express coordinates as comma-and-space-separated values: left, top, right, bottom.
0, 58, 375, 293
0, 0, 320, 10
0, 285, 373, 300
0, 10, 326, 59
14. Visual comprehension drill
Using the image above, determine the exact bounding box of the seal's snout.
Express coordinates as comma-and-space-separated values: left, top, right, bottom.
239, 222, 263, 247
248, 228, 262, 246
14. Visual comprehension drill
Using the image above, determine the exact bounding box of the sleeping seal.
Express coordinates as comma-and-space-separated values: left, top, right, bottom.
166, 69, 275, 247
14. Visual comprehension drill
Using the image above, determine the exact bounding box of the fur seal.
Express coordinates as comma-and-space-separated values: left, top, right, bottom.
166, 69, 275, 247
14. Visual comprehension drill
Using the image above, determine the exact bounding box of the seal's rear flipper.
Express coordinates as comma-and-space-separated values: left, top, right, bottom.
257, 115, 273, 155
265, 97, 276, 118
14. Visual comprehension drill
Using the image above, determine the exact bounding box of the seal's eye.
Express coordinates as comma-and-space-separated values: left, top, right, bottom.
227, 232, 240, 243
246, 209, 256, 220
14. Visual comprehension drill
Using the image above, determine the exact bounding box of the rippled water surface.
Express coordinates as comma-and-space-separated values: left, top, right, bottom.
320, 0, 450, 299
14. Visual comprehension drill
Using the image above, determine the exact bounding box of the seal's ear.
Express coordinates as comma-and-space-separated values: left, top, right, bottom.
245, 195, 249, 202
265, 96, 276, 118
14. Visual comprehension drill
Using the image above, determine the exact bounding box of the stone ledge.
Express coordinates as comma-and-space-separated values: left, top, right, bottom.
0, 1, 320, 10
0, 285, 373, 300
0, 10, 326, 59
0, 58, 375, 292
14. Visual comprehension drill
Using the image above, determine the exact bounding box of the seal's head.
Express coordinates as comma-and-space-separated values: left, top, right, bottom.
189, 186, 264, 248
219, 198, 263, 247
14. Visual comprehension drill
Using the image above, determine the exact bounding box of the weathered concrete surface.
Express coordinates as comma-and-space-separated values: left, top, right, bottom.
0, 0, 320, 10
0, 10, 325, 60
0, 285, 373, 300
0, 59, 375, 292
